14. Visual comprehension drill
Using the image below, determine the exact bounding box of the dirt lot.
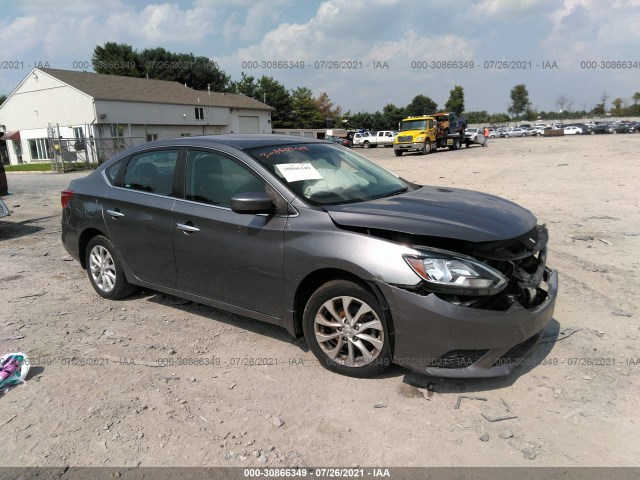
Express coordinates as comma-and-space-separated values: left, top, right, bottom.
1, 134, 639, 468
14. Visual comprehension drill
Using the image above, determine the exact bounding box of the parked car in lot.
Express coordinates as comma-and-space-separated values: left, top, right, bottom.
61, 135, 557, 378
505, 127, 528, 137
530, 126, 551, 137
563, 126, 583, 135
585, 123, 613, 134
464, 128, 486, 146
611, 123, 635, 134
350, 132, 371, 146
359, 130, 397, 148
496, 127, 511, 137
482, 127, 497, 139
325, 135, 352, 147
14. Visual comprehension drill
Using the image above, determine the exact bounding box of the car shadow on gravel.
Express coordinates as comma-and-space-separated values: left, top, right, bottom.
143, 291, 309, 351
0, 215, 58, 241
127, 290, 562, 389
402, 319, 562, 394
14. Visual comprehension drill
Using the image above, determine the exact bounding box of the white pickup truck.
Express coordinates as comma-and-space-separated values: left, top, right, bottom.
357, 130, 397, 148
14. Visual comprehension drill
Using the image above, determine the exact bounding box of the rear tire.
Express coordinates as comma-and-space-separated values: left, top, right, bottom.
85, 235, 138, 300
303, 280, 392, 377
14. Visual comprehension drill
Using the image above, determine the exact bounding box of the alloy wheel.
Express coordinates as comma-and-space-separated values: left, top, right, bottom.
313, 295, 384, 367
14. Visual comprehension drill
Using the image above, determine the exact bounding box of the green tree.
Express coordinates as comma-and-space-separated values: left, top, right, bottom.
508, 84, 530, 119
489, 113, 510, 124
0, 94, 7, 106
92, 42, 140, 76
349, 112, 374, 130
137, 47, 230, 91
315, 92, 342, 127
405, 95, 438, 116
591, 103, 605, 116
382, 103, 406, 130
231, 72, 259, 98
465, 111, 490, 124
92, 42, 231, 92
612, 97, 623, 116
291, 87, 324, 128
256, 76, 293, 128
444, 86, 465, 115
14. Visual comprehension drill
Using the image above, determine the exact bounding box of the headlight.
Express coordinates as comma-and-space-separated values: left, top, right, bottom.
415, 136, 425, 142
403, 249, 508, 296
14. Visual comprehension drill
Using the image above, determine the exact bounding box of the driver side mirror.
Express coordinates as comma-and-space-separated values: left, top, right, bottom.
230, 192, 274, 214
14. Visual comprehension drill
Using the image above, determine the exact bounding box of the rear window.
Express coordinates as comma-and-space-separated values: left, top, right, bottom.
123, 150, 179, 196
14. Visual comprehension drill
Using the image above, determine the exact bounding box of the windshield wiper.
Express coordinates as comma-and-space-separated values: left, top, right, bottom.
384, 187, 408, 198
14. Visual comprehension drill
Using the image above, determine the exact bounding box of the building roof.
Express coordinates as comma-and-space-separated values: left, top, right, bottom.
40, 68, 274, 111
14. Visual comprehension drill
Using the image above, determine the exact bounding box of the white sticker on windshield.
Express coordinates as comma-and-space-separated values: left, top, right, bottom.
275, 163, 324, 182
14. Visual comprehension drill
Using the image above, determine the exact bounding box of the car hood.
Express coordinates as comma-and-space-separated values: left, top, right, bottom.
323, 186, 537, 242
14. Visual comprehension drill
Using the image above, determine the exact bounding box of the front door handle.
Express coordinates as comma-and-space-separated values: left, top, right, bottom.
176, 222, 200, 233
106, 209, 125, 218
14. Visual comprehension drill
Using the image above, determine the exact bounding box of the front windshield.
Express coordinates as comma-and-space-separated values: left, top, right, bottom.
248, 143, 410, 206
400, 120, 427, 131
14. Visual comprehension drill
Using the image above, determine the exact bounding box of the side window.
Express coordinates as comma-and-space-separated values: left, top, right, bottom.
105, 159, 125, 185
185, 150, 265, 208
123, 150, 178, 196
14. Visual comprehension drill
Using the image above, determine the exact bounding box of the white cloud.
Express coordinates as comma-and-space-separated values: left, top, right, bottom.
470, 0, 544, 16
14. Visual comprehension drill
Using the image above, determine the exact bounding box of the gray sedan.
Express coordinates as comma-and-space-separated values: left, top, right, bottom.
61, 135, 557, 378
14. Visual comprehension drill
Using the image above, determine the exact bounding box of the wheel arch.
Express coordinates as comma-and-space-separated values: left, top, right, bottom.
78, 227, 107, 269
291, 268, 395, 352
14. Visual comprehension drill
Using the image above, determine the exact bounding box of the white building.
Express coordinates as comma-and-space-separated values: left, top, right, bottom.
0, 68, 273, 165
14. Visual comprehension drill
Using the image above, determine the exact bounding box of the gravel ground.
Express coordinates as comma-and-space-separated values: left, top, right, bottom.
1, 134, 639, 467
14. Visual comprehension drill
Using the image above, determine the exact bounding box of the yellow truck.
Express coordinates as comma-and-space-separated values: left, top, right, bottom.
393, 112, 468, 156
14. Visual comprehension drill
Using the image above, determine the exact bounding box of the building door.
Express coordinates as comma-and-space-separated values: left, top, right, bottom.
238, 116, 260, 133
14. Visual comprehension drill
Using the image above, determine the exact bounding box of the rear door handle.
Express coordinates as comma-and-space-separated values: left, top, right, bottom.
106, 209, 125, 218
176, 222, 200, 233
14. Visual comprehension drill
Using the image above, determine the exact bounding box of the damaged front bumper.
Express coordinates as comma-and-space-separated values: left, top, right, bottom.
378, 268, 558, 377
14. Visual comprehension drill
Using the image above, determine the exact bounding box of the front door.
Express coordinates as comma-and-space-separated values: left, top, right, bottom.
173, 149, 286, 317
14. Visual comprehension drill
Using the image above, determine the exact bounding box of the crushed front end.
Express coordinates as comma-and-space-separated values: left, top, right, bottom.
379, 225, 558, 377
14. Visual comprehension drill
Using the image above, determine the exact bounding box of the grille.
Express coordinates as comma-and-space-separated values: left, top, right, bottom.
430, 349, 490, 369
397, 135, 413, 143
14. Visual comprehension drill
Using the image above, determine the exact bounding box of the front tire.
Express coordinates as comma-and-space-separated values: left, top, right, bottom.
85, 235, 137, 300
394, 150, 403, 157
363, 141, 371, 148
303, 280, 392, 377
421, 142, 431, 155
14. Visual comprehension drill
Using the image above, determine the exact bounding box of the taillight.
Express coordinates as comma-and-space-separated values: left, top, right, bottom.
61, 189, 74, 209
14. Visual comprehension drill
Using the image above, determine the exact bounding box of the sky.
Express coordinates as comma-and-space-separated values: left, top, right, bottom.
1, 0, 639, 115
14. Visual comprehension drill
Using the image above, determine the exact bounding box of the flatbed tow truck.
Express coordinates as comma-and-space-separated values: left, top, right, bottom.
393, 112, 468, 156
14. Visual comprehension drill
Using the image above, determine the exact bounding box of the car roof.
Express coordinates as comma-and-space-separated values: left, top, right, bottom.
135, 134, 326, 152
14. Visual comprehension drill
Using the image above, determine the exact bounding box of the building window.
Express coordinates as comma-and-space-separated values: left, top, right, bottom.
73, 127, 85, 140
195, 107, 204, 120
146, 134, 158, 142
110, 124, 124, 139
28, 138, 49, 160
180, 133, 192, 137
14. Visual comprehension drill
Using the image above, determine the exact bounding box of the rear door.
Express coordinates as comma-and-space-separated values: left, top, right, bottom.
172, 149, 286, 317
103, 148, 180, 289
